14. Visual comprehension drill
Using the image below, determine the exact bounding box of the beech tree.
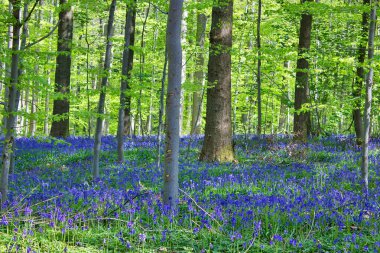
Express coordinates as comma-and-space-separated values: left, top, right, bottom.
191, 3, 206, 135
1, 0, 21, 204
200, 0, 234, 162
293, 0, 313, 142
117, 0, 136, 163
353, 0, 370, 145
361, 3, 376, 195
92, 0, 117, 178
162, 0, 183, 209
50, 0, 73, 138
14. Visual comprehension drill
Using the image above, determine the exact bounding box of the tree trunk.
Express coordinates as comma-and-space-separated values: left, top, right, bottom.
256, 0, 262, 135
2, 3, 13, 133
191, 9, 206, 135
92, 0, 116, 179
157, 48, 168, 168
179, 3, 188, 136
29, 66, 38, 136
361, 5, 376, 196
162, 0, 183, 209
1, 0, 21, 204
200, 0, 234, 162
293, 0, 313, 142
122, 10, 136, 136
117, 0, 135, 163
278, 61, 290, 132
50, 0, 73, 138
353, 0, 370, 145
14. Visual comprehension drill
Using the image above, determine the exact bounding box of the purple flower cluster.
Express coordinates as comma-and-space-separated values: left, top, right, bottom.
0, 135, 379, 252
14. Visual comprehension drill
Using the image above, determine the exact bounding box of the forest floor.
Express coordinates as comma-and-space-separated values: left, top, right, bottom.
0, 135, 379, 252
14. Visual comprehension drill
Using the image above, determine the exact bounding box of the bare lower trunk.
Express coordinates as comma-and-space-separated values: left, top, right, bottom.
50, 0, 73, 138
361, 5, 376, 196
117, 1, 135, 163
293, 0, 313, 142
200, 0, 234, 162
256, 0, 262, 135
191, 9, 206, 135
1, 0, 21, 204
278, 61, 290, 132
92, 0, 116, 179
353, 0, 370, 145
162, 0, 183, 209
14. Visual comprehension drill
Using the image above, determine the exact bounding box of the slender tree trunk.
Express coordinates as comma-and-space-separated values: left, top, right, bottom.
256, 0, 262, 135
278, 61, 290, 132
157, 48, 168, 168
293, 0, 313, 142
191, 8, 206, 135
162, 0, 183, 209
1, 0, 21, 204
44, 77, 50, 135
179, 3, 188, 136
200, 0, 234, 162
3, 3, 13, 133
137, 5, 150, 136
29, 66, 37, 136
117, 0, 135, 163
92, 0, 116, 179
353, 0, 370, 145
361, 4, 376, 196
50, 0, 73, 138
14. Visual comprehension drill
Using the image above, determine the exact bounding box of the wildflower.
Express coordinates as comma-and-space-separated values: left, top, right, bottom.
273, 234, 283, 242
289, 238, 297, 247
1, 215, 8, 226
24, 206, 32, 216
139, 233, 146, 243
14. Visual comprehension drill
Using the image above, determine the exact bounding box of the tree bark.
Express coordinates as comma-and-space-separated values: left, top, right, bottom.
256, 0, 262, 135
353, 0, 370, 145
179, 2, 188, 136
361, 4, 376, 196
162, 0, 183, 209
278, 61, 290, 132
191, 8, 206, 135
117, 0, 136, 163
123, 10, 135, 136
200, 0, 234, 162
92, 0, 116, 179
293, 0, 313, 142
1, 0, 21, 204
50, 0, 73, 138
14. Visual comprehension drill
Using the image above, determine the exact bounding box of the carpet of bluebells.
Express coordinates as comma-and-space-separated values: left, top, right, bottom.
0, 135, 380, 252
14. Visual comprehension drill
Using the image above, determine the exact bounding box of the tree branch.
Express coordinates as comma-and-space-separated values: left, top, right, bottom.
22, 0, 40, 26
25, 21, 60, 49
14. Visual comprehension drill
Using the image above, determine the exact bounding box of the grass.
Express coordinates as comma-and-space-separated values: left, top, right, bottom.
0, 135, 379, 252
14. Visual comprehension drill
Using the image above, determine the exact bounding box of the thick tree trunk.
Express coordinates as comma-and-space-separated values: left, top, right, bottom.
191, 9, 206, 135
361, 5, 376, 196
353, 0, 370, 145
117, 0, 135, 163
200, 0, 234, 162
92, 0, 116, 179
162, 0, 183, 209
1, 0, 21, 204
293, 0, 313, 142
50, 0, 73, 138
